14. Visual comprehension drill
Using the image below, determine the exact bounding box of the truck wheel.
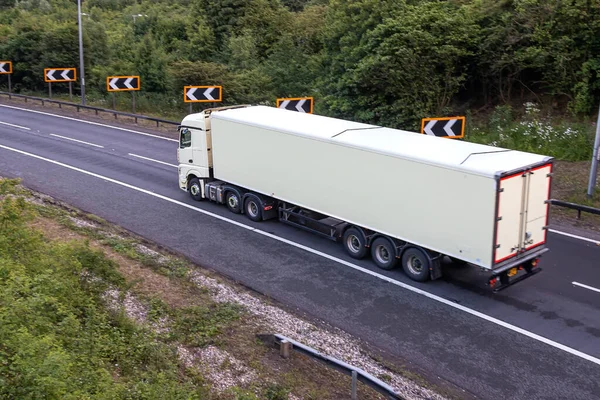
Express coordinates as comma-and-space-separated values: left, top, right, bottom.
188, 178, 203, 201
401, 247, 431, 282
342, 227, 367, 259
244, 196, 262, 222
370, 237, 398, 270
225, 191, 241, 214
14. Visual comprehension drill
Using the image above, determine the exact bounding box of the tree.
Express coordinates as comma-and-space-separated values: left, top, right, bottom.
319, 0, 479, 129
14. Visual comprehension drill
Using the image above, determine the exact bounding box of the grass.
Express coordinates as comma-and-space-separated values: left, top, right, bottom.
0, 180, 211, 399
465, 103, 596, 162
548, 160, 600, 231
2, 177, 437, 400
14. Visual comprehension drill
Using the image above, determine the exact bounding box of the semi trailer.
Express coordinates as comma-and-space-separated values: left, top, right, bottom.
177, 105, 553, 291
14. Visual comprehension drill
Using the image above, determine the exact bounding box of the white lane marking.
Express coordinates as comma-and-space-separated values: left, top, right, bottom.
548, 229, 600, 246
1, 143, 599, 368
50, 134, 104, 148
0, 121, 31, 130
0, 104, 178, 142
128, 153, 177, 168
573, 282, 600, 294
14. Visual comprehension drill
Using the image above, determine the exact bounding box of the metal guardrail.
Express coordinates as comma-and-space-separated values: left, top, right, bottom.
548, 199, 600, 219
0, 91, 179, 128
257, 333, 404, 400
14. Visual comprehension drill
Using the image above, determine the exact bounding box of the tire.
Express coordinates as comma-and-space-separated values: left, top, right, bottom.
342, 227, 368, 259
244, 196, 263, 222
188, 177, 203, 201
225, 191, 241, 214
401, 247, 431, 282
370, 236, 398, 270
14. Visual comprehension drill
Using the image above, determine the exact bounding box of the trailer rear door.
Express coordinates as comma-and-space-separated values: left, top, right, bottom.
494, 163, 552, 264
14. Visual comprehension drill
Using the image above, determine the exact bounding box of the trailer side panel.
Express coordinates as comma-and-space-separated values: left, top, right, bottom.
210, 118, 497, 268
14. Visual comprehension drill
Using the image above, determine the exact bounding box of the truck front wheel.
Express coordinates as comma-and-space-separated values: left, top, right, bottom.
188, 178, 203, 201
371, 237, 399, 270
401, 247, 431, 282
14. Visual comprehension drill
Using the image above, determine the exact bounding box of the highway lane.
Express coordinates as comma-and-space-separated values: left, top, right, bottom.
1, 105, 599, 399
0, 104, 177, 164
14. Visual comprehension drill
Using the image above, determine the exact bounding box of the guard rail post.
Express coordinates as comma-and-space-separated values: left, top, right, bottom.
256, 333, 404, 400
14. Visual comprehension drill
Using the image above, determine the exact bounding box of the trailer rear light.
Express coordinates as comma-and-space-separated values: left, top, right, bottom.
264, 205, 273, 211
531, 258, 539, 268
489, 277, 499, 287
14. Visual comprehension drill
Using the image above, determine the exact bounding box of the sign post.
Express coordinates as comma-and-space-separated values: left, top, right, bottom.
587, 104, 600, 198
44, 68, 77, 101
106, 76, 141, 114
0, 61, 13, 98
184, 85, 222, 113
420, 116, 466, 139
276, 97, 313, 113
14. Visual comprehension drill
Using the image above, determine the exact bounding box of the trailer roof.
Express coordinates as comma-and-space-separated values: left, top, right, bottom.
210, 105, 552, 178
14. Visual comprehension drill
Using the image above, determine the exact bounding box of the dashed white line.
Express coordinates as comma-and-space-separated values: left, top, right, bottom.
548, 229, 600, 245
0, 142, 599, 367
128, 153, 177, 168
573, 282, 600, 294
0, 121, 31, 130
50, 134, 104, 148
0, 104, 178, 142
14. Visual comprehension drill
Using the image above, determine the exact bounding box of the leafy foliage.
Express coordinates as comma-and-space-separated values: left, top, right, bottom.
1, 0, 600, 158
0, 178, 210, 399
467, 103, 595, 161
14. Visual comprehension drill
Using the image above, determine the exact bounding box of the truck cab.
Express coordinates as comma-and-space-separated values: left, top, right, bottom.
177, 110, 213, 198
177, 105, 250, 199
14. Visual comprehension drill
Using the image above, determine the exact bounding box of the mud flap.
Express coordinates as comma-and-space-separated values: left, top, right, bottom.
429, 254, 444, 280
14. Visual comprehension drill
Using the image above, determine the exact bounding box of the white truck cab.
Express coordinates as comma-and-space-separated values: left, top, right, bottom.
177, 105, 249, 199
177, 111, 210, 198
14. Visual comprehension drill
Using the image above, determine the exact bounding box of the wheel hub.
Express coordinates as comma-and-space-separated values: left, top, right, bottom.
347, 235, 361, 253
376, 245, 390, 263
408, 255, 423, 274
249, 201, 258, 216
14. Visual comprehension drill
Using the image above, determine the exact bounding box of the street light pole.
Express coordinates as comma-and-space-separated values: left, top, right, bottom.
587, 103, 600, 198
77, 0, 86, 105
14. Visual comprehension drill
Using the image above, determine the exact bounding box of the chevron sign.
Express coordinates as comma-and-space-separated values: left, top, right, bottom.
106, 76, 140, 92
184, 86, 222, 103
0, 61, 12, 74
276, 97, 313, 113
44, 68, 76, 82
420, 116, 465, 139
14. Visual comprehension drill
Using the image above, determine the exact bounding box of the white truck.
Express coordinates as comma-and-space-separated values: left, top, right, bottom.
177, 105, 553, 291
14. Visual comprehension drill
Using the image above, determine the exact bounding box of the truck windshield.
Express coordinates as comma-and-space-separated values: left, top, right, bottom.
179, 127, 191, 148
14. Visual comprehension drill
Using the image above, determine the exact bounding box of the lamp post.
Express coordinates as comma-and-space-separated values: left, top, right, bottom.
587, 104, 600, 198
77, 0, 86, 105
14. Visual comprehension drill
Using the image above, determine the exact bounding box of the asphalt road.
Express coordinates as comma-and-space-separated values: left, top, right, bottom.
1, 103, 599, 400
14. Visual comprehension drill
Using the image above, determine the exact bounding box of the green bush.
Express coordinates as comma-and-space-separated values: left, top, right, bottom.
0, 178, 209, 399
467, 103, 595, 161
